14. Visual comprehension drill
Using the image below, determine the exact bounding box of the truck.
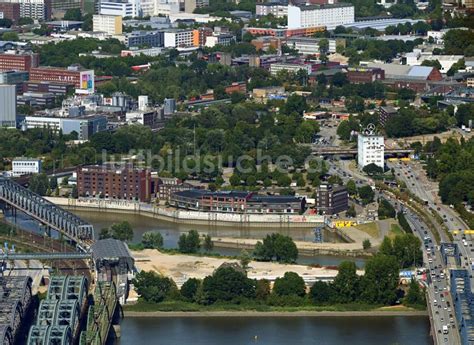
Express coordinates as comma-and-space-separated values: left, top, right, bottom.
443, 325, 449, 334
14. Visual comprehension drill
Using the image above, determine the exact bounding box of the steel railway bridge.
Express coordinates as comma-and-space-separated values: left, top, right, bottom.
27, 276, 89, 345
0, 178, 94, 251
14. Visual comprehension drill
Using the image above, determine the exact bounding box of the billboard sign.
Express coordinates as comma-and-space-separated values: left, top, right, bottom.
79, 70, 95, 93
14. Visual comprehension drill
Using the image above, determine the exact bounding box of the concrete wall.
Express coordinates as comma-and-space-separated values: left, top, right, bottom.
45, 197, 325, 228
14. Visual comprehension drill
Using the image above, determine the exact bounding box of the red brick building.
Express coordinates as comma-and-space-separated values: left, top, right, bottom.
77, 165, 151, 202
0, 52, 40, 72
347, 67, 385, 84
0, 3, 20, 22
225, 82, 247, 95
29, 66, 94, 90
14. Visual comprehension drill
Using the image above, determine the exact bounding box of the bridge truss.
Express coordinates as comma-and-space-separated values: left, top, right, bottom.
0, 178, 94, 251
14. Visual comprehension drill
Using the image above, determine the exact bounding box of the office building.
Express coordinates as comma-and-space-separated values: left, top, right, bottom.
256, 3, 287, 18
270, 62, 312, 76
357, 133, 384, 169
0, 84, 16, 127
164, 29, 196, 48
287, 3, 354, 30
23, 80, 75, 96
17, 91, 56, 108
77, 164, 152, 201
99, 0, 141, 17
286, 37, 337, 55
204, 33, 235, 47
29, 65, 95, 92
0, 2, 20, 22
93, 14, 123, 35
184, 0, 209, 13
316, 184, 348, 215
12, 157, 41, 177
0, 51, 40, 72
170, 190, 305, 214
125, 30, 164, 47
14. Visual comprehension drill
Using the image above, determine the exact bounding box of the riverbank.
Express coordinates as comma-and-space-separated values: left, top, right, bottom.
123, 308, 428, 318
45, 197, 324, 229
131, 249, 360, 288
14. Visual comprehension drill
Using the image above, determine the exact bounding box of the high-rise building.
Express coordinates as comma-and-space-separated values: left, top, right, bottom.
93, 14, 122, 35
256, 3, 287, 18
184, 0, 208, 13
357, 132, 384, 169
125, 30, 164, 47
0, 84, 16, 128
50, 0, 81, 15
0, 70, 29, 93
1, 0, 52, 20
287, 3, 354, 30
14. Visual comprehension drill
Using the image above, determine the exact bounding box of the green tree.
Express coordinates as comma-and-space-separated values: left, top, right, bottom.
18, 17, 34, 25
379, 236, 394, 256
310, 281, 334, 304
110, 221, 134, 242
363, 239, 372, 250
2, 32, 19, 41
180, 278, 201, 302
358, 185, 375, 205
332, 261, 360, 303
362, 163, 384, 176
99, 227, 111, 240
203, 234, 214, 252
404, 279, 426, 308
378, 199, 396, 219
360, 254, 399, 305
346, 180, 357, 195
239, 249, 252, 269
178, 230, 201, 253
346, 204, 357, 218
255, 279, 271, 301
132, 271, 178, 303
142, 231, 164, 249
29, 173, 49, 196
63, 8, 82, 21
202, 266, 255, 304
254, 233, 298, 263
273, 272, 306, 297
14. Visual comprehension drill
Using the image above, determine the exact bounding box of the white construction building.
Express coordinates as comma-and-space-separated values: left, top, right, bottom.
287, 3, 354, 30
12, 157, 42, 177
357, 133, 384, 169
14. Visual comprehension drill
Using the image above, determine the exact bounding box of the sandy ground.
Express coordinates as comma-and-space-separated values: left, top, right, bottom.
132, 250, 364, 287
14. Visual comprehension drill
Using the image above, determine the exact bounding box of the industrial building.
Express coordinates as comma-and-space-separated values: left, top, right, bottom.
29, 65, 94, 93
0, 51, 40, 72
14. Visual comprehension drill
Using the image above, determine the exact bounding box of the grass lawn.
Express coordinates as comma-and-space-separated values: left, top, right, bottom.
355, 222, 380, 238
388, 223, 404, 239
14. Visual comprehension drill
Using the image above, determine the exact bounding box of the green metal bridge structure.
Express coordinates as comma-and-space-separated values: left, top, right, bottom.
80, 281, 119, 345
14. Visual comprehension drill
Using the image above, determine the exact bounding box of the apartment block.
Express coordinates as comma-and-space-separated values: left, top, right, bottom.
287, 3, 354, 30
93, 14, 123, 35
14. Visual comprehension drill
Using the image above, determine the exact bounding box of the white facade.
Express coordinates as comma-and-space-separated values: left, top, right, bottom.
286, 37, 337, 55
23, 116, 61, 131
164, 30, 195, 48
287, 4, 354, 30
100, 0, 141, 18
141, 0, 180, 16
256, 3, 288, 18
0, 85, 16, 128
13, 0, 49, 20
12, 158, 41, 177
357, 134, 384, 169
269, 63, 312, 76
93, 14, 123, 35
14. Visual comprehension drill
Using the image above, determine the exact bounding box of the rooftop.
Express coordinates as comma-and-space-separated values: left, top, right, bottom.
293, 3, 354, 10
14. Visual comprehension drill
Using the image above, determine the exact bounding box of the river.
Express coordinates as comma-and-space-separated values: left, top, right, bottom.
72, 210, 367, 268
116, 316, 432, 345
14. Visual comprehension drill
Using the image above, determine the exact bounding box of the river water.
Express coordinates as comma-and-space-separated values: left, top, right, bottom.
72, 210, 367, 268
117, 316, 432, 345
